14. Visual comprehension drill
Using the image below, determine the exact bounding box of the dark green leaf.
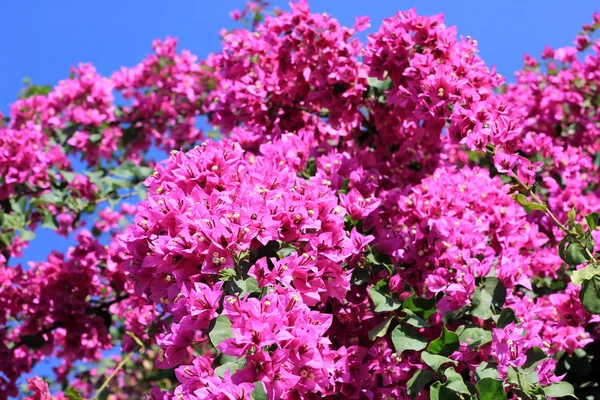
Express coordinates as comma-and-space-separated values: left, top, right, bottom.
368, 317, 393, 341
403, 295, 437, 321
407, 369, 436, 398
470, 278, 506, 320
507, 366, 533, 394
565, 243, 591, 266
351, 268, 369, 285
580, 275, 600, 314
476, 378, 506, 400
427, 325, 459, 357
402, 309, 430, 328
429, 381, 461, 400
391, 326, 427, 355
559, 237, 568, 262
521, 347, 548, 374
64, 387, 85, 400
496, 308, 517, 329
586, 212, 600, 231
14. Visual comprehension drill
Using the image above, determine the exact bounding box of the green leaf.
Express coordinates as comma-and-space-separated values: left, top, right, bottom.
64, 387, 85, 400
20, 229, 36, 242
108, 197, 119, 209
507, 366, 533, 394
543, 382, 577, 398
133, 164, 154, 181
476, 362, 500, 380
444, 367, 470, 394
0, 232, 12, 247
136, 184, 148, 201
113, 160, 136, 178
369, 285, 402, 312
565, 243, 591, 266
351, 268, 369, 285
470, 278, 506, 320
559, 237, 568, 262
88, 132, 103, 143
367, 76, 393, 93
214, 355, 246, 378
496, 308, 517, 329
403, 295, 437, 321
430, 381, 461, 400
368, 317, 393, 341
585, 212, 600, 231
209, 316, 233, 347
427, 325, 459, 357
391, 325, 427, 355
59, 169, 76, 183
219, 268, 237, 281
214, 361, 238, 378
512, 194, 547, 212
407, 369, 436, 398
233, 277, 260, 296
2, 212, 24, 229
568, 208, 577, 226
10, 196, 28, 214
571, 262, 600, 285
103, 176, 134, 191
402, 309, 430, 328
580, 275, 600, 314
421, 351, 457, 372
521, 347, 548, 374
476, 378, 506, 400
251, 382, 268, 400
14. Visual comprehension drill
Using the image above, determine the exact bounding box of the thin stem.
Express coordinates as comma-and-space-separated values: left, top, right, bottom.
91, 332, 145, 400
514, 176, 598, 263
487, 146, 597, 263
90, 351, 135, 400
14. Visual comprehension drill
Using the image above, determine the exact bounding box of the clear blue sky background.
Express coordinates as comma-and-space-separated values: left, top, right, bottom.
0, 0, 597, 392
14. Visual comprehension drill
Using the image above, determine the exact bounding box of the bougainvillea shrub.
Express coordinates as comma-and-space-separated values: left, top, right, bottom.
2, 1, 600, 399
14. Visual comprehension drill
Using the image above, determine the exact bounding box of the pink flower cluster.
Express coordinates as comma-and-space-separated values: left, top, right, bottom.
114, 4, 600, 399
0, 227, 156, 397
2, 1, 600, 399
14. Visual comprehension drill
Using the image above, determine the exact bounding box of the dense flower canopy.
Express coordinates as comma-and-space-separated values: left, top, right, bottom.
1, 1, 600, 399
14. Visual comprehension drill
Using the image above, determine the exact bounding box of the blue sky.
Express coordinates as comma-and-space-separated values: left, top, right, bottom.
1, 0, 598, 116
0, 0, 598, 390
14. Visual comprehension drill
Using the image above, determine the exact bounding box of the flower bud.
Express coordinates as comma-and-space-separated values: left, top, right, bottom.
389, 274, 405, 294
